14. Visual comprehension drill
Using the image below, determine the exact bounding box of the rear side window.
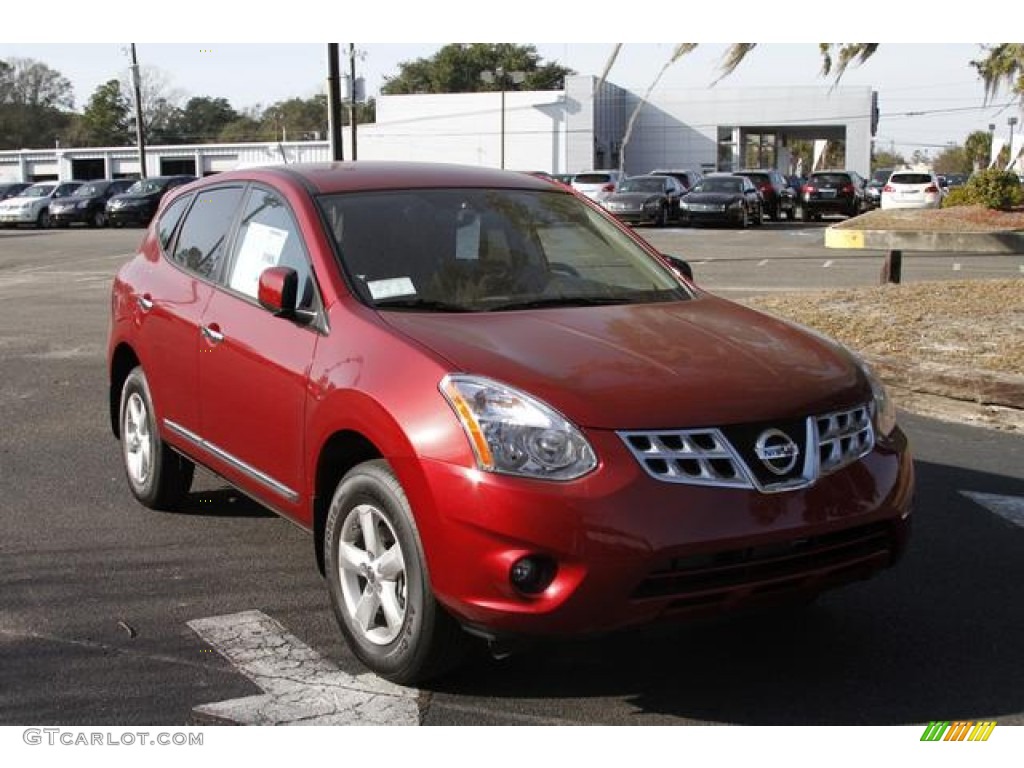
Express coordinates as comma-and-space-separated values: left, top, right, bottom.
171, 186, 245, 280
157, 194, 192, 252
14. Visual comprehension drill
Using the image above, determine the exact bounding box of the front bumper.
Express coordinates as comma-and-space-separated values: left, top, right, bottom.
50, 207, 92, 224
407, 427, 914, 639
0, 208, 39, 224
680, 207, 745, 226
108, 208, 154, 226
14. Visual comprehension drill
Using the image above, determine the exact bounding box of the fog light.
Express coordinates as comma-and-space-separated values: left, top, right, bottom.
509, 555, 556, 595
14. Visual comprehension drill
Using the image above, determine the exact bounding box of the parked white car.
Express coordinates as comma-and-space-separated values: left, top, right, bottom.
0, 181, 83, 228
880, 171, 943, 210
571, 170, 622, 202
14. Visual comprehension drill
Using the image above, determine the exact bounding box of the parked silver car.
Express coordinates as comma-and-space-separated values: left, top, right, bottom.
571, 170, 622, 202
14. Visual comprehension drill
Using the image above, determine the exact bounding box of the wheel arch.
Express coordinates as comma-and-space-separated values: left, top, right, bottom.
109, 342, 141, 439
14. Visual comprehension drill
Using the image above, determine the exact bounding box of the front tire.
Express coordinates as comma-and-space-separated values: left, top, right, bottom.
119, 367, 194, 509
37, 209, 50, 229
324, 460, 468, 684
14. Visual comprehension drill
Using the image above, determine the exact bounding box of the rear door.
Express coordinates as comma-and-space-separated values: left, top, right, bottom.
144, 187, 240, 443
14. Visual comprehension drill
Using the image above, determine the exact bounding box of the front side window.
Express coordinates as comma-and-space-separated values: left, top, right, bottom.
171, 187, 244, 280
318, 188, 689, 313
227, 187, 315, 307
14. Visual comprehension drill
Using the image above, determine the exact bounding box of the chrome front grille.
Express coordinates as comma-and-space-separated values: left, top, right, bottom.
619, 403, 875, 494
620, 429, 750, 489
816, 405, 874, 474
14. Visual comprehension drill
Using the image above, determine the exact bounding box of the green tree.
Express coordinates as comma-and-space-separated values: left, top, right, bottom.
932, 144, 970, 175
122, 66, 185, 145
78, 79, 132, 146
172, 96, 239, 143
381, 44, 574, 95
261, 95, 328, 140
0, 57, 75, 149
963, 130, 994, 171
972, 44, 1024, 102
872, 149, 906, 170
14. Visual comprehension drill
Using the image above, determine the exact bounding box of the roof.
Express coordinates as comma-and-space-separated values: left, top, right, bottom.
213, 161, 560, 196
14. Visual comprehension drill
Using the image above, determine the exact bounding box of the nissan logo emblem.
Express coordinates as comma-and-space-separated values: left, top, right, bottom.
754, 429, 800, 475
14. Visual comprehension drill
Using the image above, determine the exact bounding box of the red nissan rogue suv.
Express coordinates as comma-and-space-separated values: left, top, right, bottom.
107, 162, 913, 683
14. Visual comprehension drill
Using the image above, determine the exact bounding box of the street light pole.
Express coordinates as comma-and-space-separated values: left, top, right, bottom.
480, 67, 526, 170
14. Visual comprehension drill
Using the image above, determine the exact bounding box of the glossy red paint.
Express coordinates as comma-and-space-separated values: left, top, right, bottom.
108, 162, 913, 680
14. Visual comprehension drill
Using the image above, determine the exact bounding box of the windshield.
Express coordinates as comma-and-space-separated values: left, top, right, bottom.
126, 179, 168, 195
618, 178, 665, 193
317, 188, 690, 313
22, 184, 56, 198
694, 178, 742, 194
74, 183, 105, 197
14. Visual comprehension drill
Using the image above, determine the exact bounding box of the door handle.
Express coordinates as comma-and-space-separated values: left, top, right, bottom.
201, 325, 224, 344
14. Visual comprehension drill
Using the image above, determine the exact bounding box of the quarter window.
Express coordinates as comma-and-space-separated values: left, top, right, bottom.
157, 194, 192, 253
171, 187, 244, 280
227, 187, 314, 308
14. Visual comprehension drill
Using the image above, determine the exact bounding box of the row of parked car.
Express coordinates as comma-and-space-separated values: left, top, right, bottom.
559, 165, 971, 228
0, 175, 197, 229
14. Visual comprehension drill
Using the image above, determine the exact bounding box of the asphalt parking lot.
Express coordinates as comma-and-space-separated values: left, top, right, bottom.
1, 223, 1022, 727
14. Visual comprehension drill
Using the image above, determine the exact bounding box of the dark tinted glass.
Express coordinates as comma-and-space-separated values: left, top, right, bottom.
171, 187, 244, 280
157, 193, 193, 252
574, 173, 614, 184
890, 174, 933, 185
811, 174, 851, 186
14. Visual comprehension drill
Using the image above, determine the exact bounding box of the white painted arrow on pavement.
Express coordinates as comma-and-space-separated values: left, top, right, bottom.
188, 610, 419, 726
960, 491, 1024, 529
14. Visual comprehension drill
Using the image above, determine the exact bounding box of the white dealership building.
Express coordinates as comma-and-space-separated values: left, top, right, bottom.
0, 75, 876, 182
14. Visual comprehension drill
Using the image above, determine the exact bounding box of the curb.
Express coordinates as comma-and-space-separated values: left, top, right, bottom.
866, 354, 1024, 412
825, 226, 1024, 253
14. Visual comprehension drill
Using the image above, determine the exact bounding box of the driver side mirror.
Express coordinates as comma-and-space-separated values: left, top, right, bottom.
258, 266, 298, 317
663, 255, 694, 282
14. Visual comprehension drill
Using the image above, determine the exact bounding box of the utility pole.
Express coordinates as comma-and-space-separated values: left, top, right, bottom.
129, 44, 147, 179
327, 44, 344, 161
349, 44, 358, 161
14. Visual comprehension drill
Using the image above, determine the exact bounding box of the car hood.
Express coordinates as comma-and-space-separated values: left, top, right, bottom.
52, 195, 98, 204
110, 192, 162, 203
382, 296, 866, 429
684, 192, 742, 205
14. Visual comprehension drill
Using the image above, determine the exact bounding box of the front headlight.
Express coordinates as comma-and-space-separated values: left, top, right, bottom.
440, 374, 597, 481
679, 201, 690, 210
862, 363, 896, 437
729, 200, 744, 209
76, 200, 91, 209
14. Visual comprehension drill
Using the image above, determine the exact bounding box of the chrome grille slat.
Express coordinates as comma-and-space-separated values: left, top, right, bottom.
619, 402, 875, 493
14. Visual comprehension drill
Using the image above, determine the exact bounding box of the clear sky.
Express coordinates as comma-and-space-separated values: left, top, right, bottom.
3, 3, 1020, 159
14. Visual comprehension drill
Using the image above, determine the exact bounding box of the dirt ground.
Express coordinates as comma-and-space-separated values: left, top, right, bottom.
742, 279, 1024, 431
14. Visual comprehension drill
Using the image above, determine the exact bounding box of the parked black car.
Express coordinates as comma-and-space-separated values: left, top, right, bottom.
600, 174, 686, 226
49, 179, 135, 228
678, 173, 763, 228
734, 169, 797, 221
0, 182, 31, 201
649, 168, 703, 193
801, 170, 866, 220
106, 175, 197, 227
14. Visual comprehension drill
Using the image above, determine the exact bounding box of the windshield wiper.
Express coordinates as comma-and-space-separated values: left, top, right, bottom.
489, 295, 633, 311
374, 297, 474, 312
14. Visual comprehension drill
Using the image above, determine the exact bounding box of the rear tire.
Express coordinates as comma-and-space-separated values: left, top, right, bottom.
324, 460, 469, 684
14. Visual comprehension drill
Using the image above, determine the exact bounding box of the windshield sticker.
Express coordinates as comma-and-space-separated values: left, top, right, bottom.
229, 221, 289, 296
367, 277, 416, 300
